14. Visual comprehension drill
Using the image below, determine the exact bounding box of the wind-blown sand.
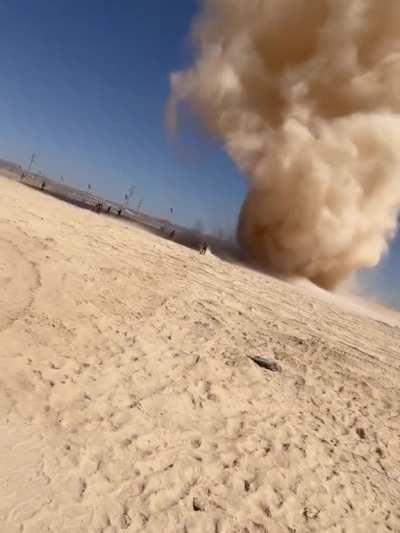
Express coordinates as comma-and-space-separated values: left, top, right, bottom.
1, 176, 399, 533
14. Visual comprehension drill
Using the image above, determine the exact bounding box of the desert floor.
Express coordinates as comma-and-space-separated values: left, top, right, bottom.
1, 176, 399, 533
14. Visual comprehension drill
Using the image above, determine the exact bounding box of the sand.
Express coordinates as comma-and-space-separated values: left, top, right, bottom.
1, 176, 399, 533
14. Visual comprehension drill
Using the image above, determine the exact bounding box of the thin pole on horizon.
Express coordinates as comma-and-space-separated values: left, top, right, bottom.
167, 207, 175, 233
125, 186, 136, 209
21, 152, 36, 180
27, 152, 36, 172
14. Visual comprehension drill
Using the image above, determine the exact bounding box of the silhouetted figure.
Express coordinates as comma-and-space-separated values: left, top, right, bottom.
199, 242, 208, 255
106, 206, 111, 214
95, 202, 103, 213
41, 181, 46, 190
169, 230, 176, 239
117, 209, 122, 216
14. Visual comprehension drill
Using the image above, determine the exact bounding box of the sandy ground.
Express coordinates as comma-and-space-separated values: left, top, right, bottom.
1, 176, 400, 533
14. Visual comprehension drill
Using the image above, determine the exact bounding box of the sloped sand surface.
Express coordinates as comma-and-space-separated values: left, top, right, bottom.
1, 177, 399, 532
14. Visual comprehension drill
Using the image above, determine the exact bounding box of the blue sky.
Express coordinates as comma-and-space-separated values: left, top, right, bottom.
0, 0, 245, 233
0, 0, 399, 306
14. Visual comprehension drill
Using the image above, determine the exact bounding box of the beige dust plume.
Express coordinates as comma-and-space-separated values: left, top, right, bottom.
167, 0, 400, 288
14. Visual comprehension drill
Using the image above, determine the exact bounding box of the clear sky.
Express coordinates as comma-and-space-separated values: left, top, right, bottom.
0, 0, 398, 307
0, 0, 245, 234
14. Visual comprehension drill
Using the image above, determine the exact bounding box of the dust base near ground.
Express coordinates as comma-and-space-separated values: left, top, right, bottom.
1, 176, 399, 533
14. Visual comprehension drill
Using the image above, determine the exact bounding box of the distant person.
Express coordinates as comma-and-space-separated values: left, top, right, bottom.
199, 242, 208, 255
117, 209, 122, 216
95, 202, 103, 213
41, 181, 46, 190
106, 206, 111, 214
169, 229, 176, 239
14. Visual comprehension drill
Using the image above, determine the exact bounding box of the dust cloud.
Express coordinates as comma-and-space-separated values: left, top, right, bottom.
167, 0, 400, 288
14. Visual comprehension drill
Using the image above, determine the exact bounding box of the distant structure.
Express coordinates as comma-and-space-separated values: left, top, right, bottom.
20, 152, 36, 182
193, 218, 204, 234
27, 153, 36, 172
125, 186, 136, 208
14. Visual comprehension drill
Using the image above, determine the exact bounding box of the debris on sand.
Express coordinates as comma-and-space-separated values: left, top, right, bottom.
248, 355, 281, 372
192, 497, 205, 512
356, 427, 367, 440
